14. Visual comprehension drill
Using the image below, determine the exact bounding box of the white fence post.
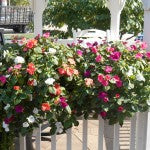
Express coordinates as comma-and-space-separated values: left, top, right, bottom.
19, 134, 26, 150
35, 125, 41, 150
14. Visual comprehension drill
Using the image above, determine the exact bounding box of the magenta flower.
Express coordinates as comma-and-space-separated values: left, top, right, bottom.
8, 67, 13, 73
0, 75, 6, 84
98, 92, 108, 99
130, 45, 137, 50
101, 79, 109, 86
100, 111, 107, 117
14, 64, 22, 69
106, 47, 115, 53
110, 51, 121, 61
59, 97, 68, 108
105, 66, 113, 73
135, 53, 143, 59
86, 42, 93, 48
118, 106, 124, 112
95, 55, 102, 62
141, 42, 147, 50
98, 74, 104, 83
90, 47, 98, 53
77, 50, 83, 56
113, 75, 121, 82
84, 70, 91, 77
103, 97, 109, 103
4, 116, 14, 124
15, 105, 24, 113
116, 80, 123, 88
146, 52, 150, 59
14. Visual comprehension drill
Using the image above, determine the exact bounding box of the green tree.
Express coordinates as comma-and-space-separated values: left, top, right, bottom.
43, 0, 143, 37
10, 0, 29, 6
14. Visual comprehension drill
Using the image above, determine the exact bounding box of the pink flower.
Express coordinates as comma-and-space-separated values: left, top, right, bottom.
0, 76, 6, 84
91, 47, 98, 53
101, 80, 109, 86
86, 42, 93, 48
141, 42, 147, 49
84, 70, 91, 77
85, 78, 94, 87
8, 67, 13, 73
59, 97, 68, 108
23, 47, 28, 52
105, 66, 113, 73
43, 32, 50, 38
118, 106, 124, 112
116, 80, 123, 88
15, 105, 24, 113
146, 52, 150, 59
95, 55, 102, 62
14, 64, 22, 69
105, 75, 111, 81
135, 53, 143, 59
100, 111, 107, 117
110, 51, 121, 61
106, 47, 115, 53
4, 116, 14, 124
77, 50, 83, 56
115, 94, 120, 99
98, 74, 104, 83
103, 97, 109, 103
113, 75, 121, 82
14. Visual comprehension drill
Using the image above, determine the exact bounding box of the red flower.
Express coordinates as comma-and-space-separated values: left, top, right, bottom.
41, 103, 51, 111
118, 106, 124, 112
27, 79, 34, 86
115, 94, 120, 99
58, 68, 66, 75
4, 116, 14, 124
54, 84, 61, 95
27, 63, 36, 75
66, 68, 74, 76
100, 111, 107, 117
14, 86, 20, 90
26, 39, 37, 49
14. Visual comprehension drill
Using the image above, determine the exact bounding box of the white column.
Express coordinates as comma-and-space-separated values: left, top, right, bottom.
30, 0, 48, 36
107, 0, 126, 41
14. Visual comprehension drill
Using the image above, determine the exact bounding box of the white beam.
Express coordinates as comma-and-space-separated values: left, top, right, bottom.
107, 0, 126, 41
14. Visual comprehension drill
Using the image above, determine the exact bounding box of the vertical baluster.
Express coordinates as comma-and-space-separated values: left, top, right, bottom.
19, 134, 26, 150
130, 115, 137, 150
51, 134, 56, 150
36, 125, 41, 150
113, 123, 119, 150
98, 116, 104, 150
66, 128, 72, 150
82, 119, 88, 150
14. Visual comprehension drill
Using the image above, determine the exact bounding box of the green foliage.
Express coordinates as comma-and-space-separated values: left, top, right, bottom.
43, 0, 143, 37
10, 0, 29, 6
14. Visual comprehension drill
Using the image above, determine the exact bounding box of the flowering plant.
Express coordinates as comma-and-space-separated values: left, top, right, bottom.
71, 40, 150, 125
0, 33, 150, 149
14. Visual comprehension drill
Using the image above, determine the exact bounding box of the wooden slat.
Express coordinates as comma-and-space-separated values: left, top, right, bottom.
19, 134, 26, 150
36, 125, 41, 150
82, 119, 88, 150
130, 115, 137, 150
113, 123, 119, 150
51, 134, 56, 150
98, 116, 104, 150
66, 128, 72, 150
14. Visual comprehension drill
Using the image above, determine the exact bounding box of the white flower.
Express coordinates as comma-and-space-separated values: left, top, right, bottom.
136, 73, 145, 82
48, 48, 56, 54
5, 75, 10, 78
66, 105, 71, 114
23, 122, 29, 128
4, 104, 10, 111
5, 127, 9, 132
3, 121, 8, 128
33, 108, 39, 114
33, 79, 37, 86
3, 50, 9, 58
55, 122, 64, 134
45, 78, 55, 85
14, 56, 25, 64
27, 115, 35, 123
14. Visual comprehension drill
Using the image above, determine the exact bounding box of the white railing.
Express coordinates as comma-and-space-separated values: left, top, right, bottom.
18, 112, 150, 150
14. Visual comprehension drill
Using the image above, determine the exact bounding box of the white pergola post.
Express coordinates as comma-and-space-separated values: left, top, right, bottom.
107, 0, 126, 41
136, 1, 150, 150
30, 0, 48, 36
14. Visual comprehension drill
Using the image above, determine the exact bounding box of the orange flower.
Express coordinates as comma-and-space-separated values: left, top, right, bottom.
26, 39, 37, 49
26, 63, 36, 75
84, 78, 94, 87
68, 58, 76, 65
14, 86, 20, 90
41, 103, 51, 111
54, 84, 61, 95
